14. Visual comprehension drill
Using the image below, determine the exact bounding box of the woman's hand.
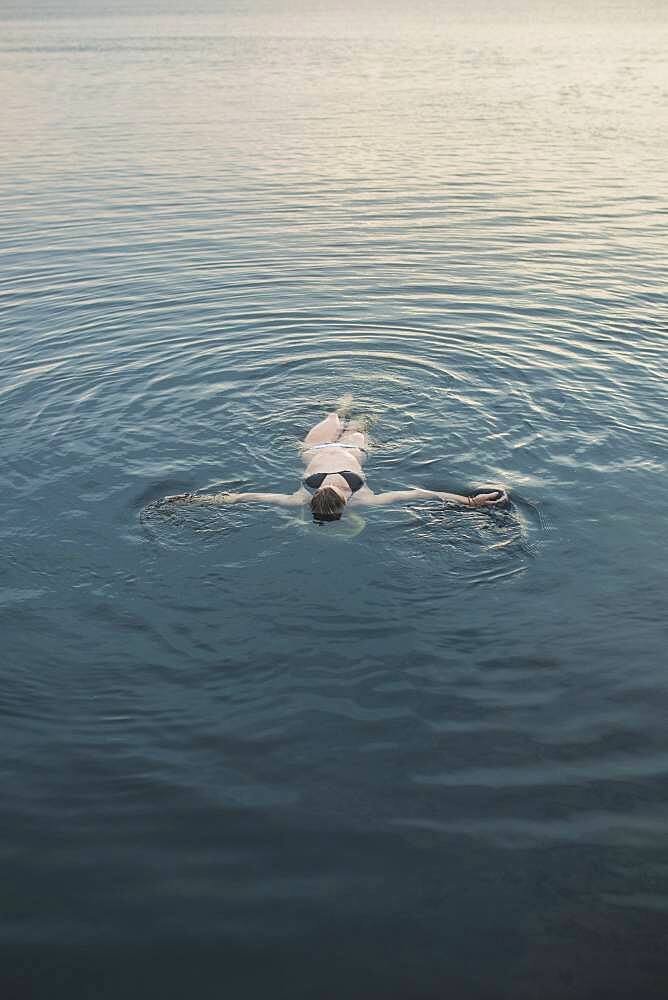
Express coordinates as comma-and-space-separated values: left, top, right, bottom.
163, 492, 193, 504
465, 489, 508, 508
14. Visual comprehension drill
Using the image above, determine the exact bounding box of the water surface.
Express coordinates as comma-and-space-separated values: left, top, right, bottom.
1, 2, 667, 997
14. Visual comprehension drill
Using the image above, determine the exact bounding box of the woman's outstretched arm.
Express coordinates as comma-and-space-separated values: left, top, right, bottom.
162, 490, 305, 508
362, 488, 507, 508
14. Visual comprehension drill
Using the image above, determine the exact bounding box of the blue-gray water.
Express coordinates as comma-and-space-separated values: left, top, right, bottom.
2, 2, 667, 997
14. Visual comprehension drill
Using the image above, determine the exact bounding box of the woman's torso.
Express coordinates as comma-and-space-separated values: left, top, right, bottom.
301, 443, 366, 478
300, 443, 374, 502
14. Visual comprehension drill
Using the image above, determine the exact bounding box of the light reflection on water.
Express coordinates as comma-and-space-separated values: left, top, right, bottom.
1, 2, 667, 997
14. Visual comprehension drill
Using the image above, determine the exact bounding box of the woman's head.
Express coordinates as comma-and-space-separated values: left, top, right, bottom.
310, 486, 346, 523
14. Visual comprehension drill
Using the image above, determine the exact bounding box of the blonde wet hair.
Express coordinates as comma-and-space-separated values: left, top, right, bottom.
310, 486, 346, 523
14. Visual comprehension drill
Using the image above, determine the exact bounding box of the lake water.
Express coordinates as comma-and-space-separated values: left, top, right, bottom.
1, 1, 667, 996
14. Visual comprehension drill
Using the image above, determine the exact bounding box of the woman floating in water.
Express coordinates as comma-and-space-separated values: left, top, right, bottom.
163, 409, 508, 523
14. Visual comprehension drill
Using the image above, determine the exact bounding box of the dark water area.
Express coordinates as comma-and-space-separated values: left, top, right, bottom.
1, 2, 667, 997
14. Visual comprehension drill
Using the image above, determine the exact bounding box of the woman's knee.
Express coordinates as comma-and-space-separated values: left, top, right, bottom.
340, 430, 366, 449
304, 411, 341, 444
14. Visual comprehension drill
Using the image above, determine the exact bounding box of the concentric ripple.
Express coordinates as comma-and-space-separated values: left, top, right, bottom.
2, 4, 668, 997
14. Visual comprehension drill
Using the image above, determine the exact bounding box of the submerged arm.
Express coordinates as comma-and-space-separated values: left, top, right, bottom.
162, 490, 305, 508
362, 488, 506, 508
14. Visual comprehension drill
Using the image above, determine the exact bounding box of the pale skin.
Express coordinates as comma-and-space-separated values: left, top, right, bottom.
163, 410, 508, 512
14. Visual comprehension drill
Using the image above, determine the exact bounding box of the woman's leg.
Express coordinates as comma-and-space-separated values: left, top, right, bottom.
337, 419, 368, 457
302, 411, 342, 446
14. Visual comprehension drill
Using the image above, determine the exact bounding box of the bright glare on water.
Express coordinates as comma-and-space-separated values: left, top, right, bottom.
1, 1, 667, 997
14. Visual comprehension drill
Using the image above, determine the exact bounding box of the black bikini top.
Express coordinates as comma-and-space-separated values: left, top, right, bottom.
303, 470, 364, 493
